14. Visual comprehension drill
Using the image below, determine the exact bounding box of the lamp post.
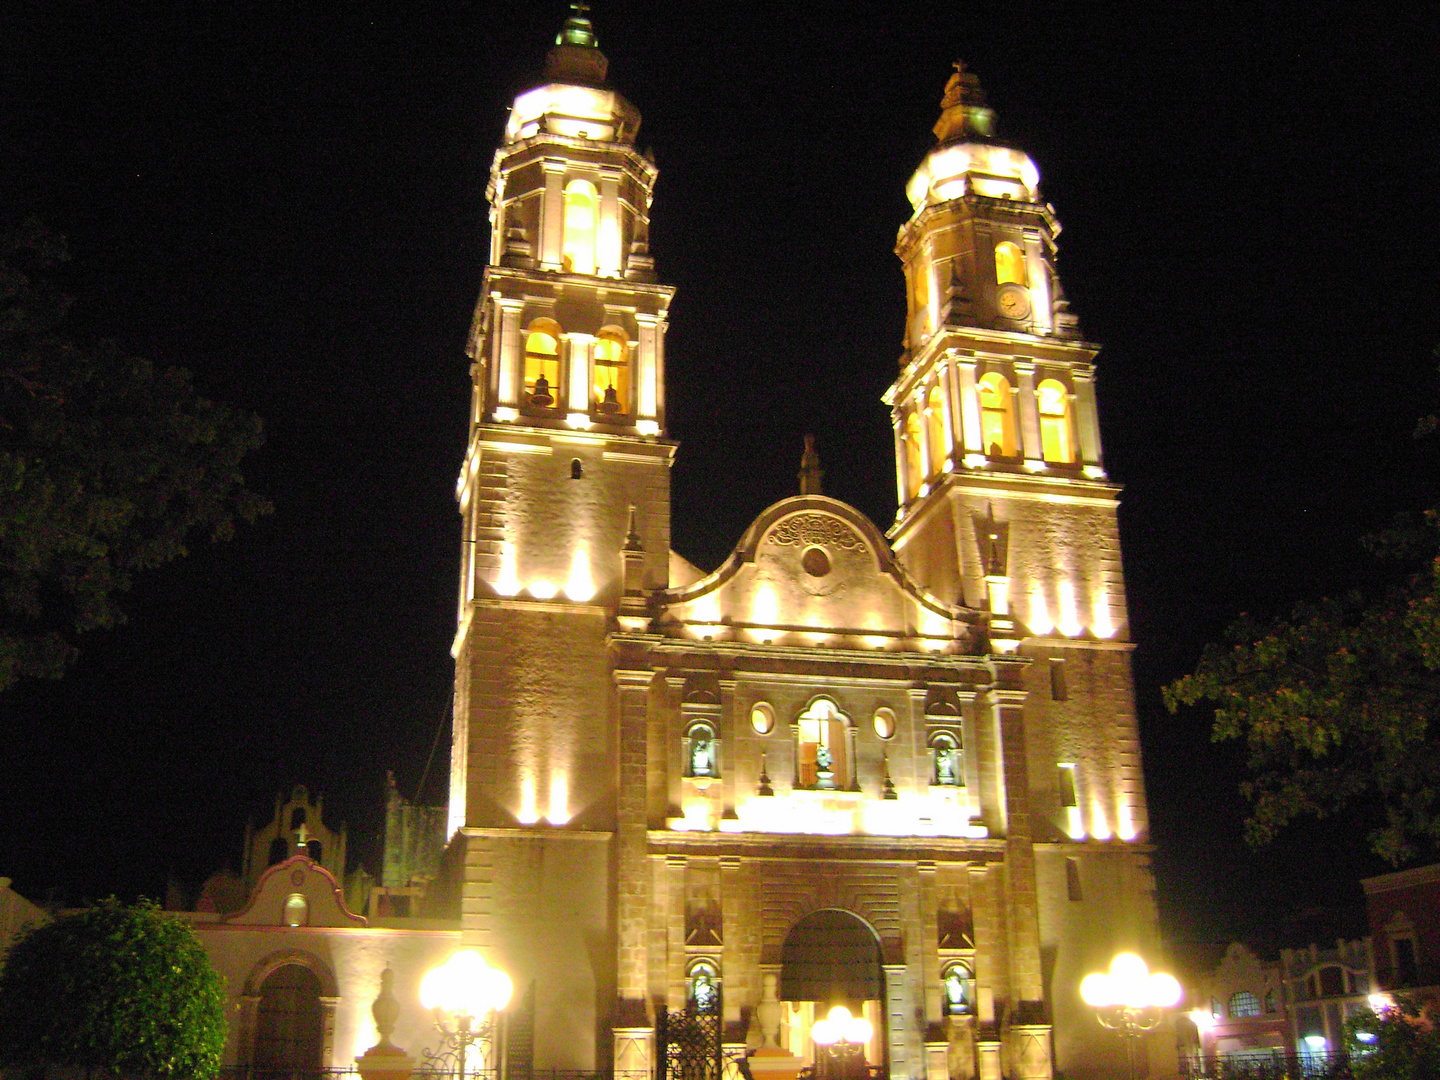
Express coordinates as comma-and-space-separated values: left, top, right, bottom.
420, 950, 514, 1080
1079, 953, 1181, 1080
811, 1005, 873, 1080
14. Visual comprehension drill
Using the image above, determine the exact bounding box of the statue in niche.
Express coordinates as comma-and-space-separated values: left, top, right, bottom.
692, 970, 718, 1013
945, 969, 971, 1015
935, 745, 958, 785
691, 731, 715, 777
815, 742, 835, 789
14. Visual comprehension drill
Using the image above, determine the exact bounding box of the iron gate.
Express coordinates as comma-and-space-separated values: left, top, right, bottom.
657, 1006, 722, 1080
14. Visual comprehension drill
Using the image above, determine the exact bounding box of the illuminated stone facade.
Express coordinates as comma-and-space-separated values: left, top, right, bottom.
438, 18, 1170, 1080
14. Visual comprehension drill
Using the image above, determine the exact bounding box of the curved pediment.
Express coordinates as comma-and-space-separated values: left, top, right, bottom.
657, 497, 980, 651
225, 854, 366, 928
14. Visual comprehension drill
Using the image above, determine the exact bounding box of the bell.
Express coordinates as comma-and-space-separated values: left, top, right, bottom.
598, 384, 621, 414
530, 374, 553, 407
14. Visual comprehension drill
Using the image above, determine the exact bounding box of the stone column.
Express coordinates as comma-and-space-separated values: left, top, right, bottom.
567, 333, 593, 418
1072, 372, 1102, 468
892, 417, 910, 504
984, 673, 1045, 1008
1022, 235, 1051, 335
635, 314, 659, 426
666, 854, 687, 1010
540, 162, 565, 269
956, 359, 982, 457
1014, 361, 1041, 468
495, 300, 524, 410
598, 171, 622, 278
614, 668, 654, 1065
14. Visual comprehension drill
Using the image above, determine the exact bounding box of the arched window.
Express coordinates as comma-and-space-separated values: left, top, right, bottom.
255, 964, 323, 1072
995, 242, 1027, 286
1228, 991, 1261, 1018
931, 732, 963, 787
1037, 378, 1074, 463
977, 373, 1017, 458
686, 722, 718, 779
942, 962, 974, 1016
926, 386, 947, 476
562, 179, 598, 274
796, 698, 849, 790
593, 328, 629, 415
688, 959, 720, 1014
904, 411, 924, 495
523, 320, 562, 409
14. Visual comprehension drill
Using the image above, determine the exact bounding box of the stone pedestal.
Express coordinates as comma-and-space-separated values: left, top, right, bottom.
356, 1046, 416, 1080
748, 1047, 806, 1080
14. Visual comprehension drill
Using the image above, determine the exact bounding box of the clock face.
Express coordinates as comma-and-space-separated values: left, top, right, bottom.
997, 284, 1031, 319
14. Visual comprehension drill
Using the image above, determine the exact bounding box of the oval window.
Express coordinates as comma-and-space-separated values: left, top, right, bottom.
801, 547, 831, 577
873, 708, 896, 740
750, 702, 775, 735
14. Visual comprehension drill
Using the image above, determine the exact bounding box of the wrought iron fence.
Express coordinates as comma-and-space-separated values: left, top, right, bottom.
1182, 1051, 1352, 1080
218, 1069, 359, 1080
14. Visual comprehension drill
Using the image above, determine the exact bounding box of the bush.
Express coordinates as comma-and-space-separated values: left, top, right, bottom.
0, 899, 225, 1079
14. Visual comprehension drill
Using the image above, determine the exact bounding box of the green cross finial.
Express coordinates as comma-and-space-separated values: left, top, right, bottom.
556, 1, 599, 49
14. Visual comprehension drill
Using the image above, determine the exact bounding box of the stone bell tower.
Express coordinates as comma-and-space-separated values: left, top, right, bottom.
441, 7, 674, 1070
884, 63, 1159, 1075
450, 5, 674, 836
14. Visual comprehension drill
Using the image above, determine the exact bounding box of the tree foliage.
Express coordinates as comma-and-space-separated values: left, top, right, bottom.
1346, 999, 1440, 1080
0, 899, 226, 1080
1164, 519, 1440, 865
0, 219, 270, 691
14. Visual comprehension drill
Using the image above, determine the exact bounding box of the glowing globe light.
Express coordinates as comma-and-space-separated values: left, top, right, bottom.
421, 950, 513, 1020
1080, 953, 1181, 1010
811, 1005, 872, 1047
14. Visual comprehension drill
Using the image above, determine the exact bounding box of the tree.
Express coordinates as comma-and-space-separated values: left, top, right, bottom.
0, 219, 270, 691
1346, 998, 1440, 1080
1164, 518, 1440, 865
0, 899, 226, 1080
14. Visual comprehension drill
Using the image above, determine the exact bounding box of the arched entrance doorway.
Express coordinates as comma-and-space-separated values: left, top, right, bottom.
254, 963, 324, 1074
779, 909, 885, 1072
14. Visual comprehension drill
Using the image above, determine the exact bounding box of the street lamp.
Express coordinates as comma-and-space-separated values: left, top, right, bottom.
420, 950, 513, 1080
1080, 953, 1181, 1080
811, 1005, 873, 1080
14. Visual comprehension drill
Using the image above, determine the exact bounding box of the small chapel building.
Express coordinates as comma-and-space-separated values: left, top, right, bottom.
429, 8, 1172, 1080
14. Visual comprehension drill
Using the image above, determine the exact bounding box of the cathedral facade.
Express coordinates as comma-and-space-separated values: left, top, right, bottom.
434, 12, 1170, 1080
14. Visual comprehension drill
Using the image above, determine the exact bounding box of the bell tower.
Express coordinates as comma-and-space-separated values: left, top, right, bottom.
886, 65, 1154, 1074
887, 60, 1145, 835
887, 61, 1124, 654
449, 5, 674, 837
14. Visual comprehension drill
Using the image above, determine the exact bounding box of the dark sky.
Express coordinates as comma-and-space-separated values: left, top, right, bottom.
3, 1, 1438, 964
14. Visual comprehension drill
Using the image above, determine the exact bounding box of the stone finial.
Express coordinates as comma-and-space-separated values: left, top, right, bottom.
372, 967, 400, 1050
357, 966, 416, 1080
798, 434, 824, 496
624, 505, 644, 553
933, 60, 996, 145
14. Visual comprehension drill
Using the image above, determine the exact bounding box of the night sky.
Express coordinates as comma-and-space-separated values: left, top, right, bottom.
3, 1, 1438, 967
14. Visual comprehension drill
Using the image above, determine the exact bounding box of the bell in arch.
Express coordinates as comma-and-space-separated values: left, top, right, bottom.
531, 374, 554, 407
598, 383, 621, 414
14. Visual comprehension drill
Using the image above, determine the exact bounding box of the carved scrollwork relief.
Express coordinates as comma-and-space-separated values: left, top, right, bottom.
766, 514, 864, 552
